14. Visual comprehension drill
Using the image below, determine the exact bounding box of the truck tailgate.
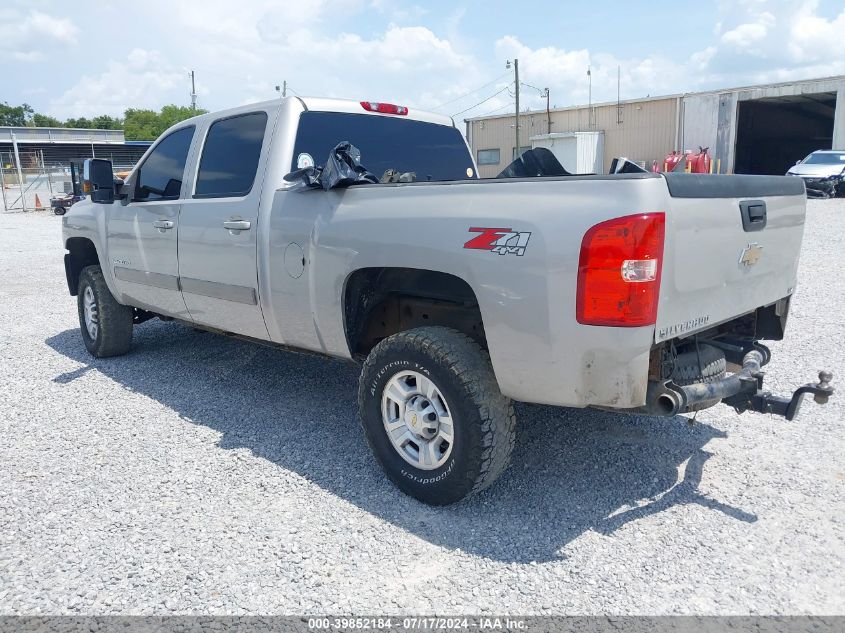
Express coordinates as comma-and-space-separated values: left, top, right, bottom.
655, 173, 806, 343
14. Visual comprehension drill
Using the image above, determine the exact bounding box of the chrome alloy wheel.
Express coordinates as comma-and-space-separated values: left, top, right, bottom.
381, 370, 454, 470
82, 285, 99, 340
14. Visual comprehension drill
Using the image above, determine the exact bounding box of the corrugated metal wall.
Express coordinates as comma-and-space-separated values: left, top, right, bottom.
468, 77, 845, 178
467, 97, 678, 177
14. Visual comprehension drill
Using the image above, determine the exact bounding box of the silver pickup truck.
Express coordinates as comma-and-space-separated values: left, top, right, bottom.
62, 96, 833, 505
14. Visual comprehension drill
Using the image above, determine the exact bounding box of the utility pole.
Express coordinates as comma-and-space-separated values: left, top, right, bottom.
617, 65, 622, 124
190, 70, 197, 111
275, 81, 287, 98
544, 87, 551, 134
11, 132, 26, 212
587, 66, 592, 129
507, 59, 520, 159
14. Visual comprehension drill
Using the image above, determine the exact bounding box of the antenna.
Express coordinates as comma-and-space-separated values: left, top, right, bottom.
190, 70, 197, 111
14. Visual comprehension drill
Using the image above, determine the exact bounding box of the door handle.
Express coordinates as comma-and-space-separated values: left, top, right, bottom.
222, 220, 251, 231
152, 220, 174, 230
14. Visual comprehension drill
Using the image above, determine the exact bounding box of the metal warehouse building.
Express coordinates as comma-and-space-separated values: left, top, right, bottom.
0, 127, 151, 170
466, 75, 845, 178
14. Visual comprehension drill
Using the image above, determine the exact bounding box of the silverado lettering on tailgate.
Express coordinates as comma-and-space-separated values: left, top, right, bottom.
658, 315, 711, 340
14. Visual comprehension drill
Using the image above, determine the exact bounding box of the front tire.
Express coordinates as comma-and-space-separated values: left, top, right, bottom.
357, 327, 515, 505
77, 265, 133, 358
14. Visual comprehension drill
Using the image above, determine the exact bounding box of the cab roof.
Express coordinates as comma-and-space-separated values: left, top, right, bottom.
179, 96, 455, 129
298, 96, 455, 127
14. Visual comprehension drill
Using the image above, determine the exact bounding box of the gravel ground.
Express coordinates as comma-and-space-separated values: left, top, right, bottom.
0, 201, 843, 616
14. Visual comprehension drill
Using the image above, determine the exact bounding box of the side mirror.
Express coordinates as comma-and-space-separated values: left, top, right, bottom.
83, 158, 115, 204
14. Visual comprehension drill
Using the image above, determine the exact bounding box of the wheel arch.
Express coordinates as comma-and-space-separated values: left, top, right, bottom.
64, 237, 101, 296
342, 267, 487, 358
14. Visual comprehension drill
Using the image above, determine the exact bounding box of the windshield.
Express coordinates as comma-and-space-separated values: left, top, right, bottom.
802, 152, 845, 165
291, 112, 476, 182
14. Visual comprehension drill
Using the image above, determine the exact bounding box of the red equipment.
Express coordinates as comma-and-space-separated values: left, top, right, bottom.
663, 151, 682, 172
663, 147, 711, 173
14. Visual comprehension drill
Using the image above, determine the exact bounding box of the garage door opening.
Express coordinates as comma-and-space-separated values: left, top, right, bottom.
734, 92, 836, 175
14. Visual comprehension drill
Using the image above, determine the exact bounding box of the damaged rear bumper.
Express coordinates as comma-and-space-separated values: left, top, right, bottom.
645, 344, 834, 420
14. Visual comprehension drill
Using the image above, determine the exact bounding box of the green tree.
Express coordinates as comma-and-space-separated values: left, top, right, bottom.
0, 101, 34, 126
123, 108, 161, 140
123, 104, 206, 140
159, 104, 205, 129
31, 113, 63, 127
64, 117, 94, 129
91, 114, 123, 130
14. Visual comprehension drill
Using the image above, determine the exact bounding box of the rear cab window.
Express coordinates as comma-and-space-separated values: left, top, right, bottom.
195, 112, 268, 198
291, 112, 475, 183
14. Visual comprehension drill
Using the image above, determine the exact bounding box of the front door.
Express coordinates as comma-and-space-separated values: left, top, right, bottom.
177, 110, 274, 339
107, 125, 196, 318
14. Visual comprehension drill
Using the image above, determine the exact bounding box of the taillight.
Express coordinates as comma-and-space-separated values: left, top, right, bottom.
576, 213, 665, 327
360, 101, 408, 115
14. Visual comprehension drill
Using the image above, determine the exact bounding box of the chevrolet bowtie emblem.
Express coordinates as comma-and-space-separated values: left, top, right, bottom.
739, 243, 763, 267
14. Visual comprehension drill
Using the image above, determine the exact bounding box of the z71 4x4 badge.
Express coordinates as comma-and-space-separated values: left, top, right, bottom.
464, 227, 532, 256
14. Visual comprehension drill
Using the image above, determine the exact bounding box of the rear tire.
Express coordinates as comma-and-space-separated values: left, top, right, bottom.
77, 265, 133, 358
358, 327, 515, 505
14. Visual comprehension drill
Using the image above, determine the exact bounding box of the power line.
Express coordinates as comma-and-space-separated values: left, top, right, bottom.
451, 86, 511, 118
479, 102, 513, 117
520, 81, 545, 94
432, 73, 510, 111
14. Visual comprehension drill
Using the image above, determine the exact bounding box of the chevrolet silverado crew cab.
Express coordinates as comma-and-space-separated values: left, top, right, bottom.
62, 96, 833, 505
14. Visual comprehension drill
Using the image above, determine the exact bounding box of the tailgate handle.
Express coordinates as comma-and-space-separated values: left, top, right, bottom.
740, 200, 767, 232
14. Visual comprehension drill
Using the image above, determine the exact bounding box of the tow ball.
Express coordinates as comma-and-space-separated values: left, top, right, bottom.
725, 369, 834, 421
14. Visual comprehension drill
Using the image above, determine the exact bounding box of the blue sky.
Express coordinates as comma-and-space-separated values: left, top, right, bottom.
2, 0, 844, 122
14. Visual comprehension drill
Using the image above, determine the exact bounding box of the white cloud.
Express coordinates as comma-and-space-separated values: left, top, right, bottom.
690, 46, 717, 71
720, 11, 775, 48
789, 3, 845, 63
0, 9, 78, 62
49, 49, 186, 119
28, 10, 78, 43
493, 36, 692, 111
9, 0, 845, 124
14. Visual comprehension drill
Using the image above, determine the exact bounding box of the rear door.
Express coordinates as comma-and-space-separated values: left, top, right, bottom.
107, 126, 196, 318
177, 109, 274, 339
655, 174, 806, 342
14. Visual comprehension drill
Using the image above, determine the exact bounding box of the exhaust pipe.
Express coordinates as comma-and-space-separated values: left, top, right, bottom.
644, 347, 832, 421
644, 349, 765, 417
645, 381, 684, 416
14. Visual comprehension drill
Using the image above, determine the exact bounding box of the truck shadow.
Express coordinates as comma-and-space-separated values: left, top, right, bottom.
46, 322, 756, 563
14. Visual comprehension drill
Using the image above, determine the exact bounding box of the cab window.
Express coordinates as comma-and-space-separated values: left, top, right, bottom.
194, 112, 268, 198
291, 112, 475, 182
133, 126, 195, 202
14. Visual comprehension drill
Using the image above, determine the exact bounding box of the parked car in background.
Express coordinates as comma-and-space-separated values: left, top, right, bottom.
786, 150, 845, 198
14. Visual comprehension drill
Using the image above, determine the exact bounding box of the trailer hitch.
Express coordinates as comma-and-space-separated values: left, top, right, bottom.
725, 369, 834, 421
644, 346, 834, 420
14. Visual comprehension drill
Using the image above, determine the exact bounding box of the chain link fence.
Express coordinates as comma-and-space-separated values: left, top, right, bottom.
1, 150, 136, 213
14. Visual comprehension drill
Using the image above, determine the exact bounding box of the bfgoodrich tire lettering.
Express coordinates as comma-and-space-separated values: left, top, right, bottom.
77, 265, 134, 358
357, 327, 515, 505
